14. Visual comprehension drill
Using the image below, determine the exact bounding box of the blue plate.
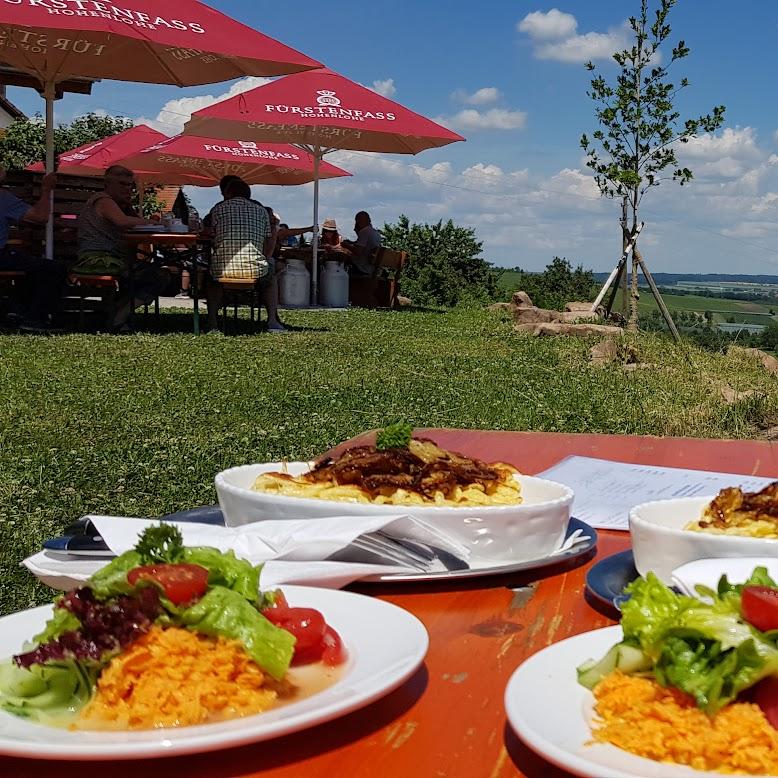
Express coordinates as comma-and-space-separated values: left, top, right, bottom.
585, 550, 637, 618
44, 509, 597, 582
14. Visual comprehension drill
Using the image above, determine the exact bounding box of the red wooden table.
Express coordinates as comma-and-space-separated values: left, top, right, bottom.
4, 431, 776, 778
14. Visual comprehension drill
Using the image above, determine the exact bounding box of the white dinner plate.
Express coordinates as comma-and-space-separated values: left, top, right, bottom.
0, 586, 428, 761
504, 625, 772, 778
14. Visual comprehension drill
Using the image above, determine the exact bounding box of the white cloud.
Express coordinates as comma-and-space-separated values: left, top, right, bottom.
370, 78, 396, 98
683, 127, 761, 161
534, 28, 629, 63
518, 9, 577, 40
519, 10, 629, 64
437, 107, 527, 131
452, 87, 502, 105
463, 163, 504, 178
135, 76, 272, 135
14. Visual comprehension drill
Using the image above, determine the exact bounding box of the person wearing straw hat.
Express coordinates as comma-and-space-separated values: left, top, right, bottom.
320, 219, 342, 251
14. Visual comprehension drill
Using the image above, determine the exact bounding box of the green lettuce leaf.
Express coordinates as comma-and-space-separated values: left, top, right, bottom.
620, 573, 693, 658
178, 586, 295, 680
0, 660, 97, 725
718, 565, 778, 596
87, 550, 143, 599
181, 547, 260, 604
32, 606, 80, 645
656, 633, 778, 713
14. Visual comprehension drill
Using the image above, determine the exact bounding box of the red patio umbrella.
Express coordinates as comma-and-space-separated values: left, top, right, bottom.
184, 67, 464, 301
2, 0, 322, 254
26, 124, 169, 175
116, 134, 351, 187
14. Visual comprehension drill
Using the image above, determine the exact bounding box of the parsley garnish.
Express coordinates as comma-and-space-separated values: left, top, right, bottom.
135, 523, 184, 564
376, 422, 414, 450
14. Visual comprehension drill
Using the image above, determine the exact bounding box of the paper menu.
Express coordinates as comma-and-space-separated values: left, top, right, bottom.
536, 456, 776, 531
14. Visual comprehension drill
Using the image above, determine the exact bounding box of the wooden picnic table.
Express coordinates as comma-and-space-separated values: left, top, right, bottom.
124, 231, 209, 334
3, 430, 776, 778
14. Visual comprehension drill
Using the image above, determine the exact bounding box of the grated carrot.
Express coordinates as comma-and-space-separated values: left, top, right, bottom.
77, 626, 289, 730
591, 672, 778, 775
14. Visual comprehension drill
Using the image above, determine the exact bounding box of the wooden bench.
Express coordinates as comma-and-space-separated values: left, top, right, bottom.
217, 277, 261, 333
349, 247, 408, 309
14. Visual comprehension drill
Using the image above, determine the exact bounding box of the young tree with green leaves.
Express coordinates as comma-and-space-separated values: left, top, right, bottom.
580, 0, 725, 331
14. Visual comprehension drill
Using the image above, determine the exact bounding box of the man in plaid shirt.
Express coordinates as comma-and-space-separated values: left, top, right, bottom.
206, 178, 285, 332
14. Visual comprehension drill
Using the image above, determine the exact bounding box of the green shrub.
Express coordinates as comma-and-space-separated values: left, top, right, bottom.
382, 215, 499, 307
506, 257, 599, 310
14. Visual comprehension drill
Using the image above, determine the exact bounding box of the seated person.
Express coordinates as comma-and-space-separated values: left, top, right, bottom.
275, 214, 313, 253
0, 167, 67, 332
277, 222, 311, 250
72, 165, 167, 331
206, 179, 285, 333
319, 218, 342, 251
341, 211, 382, 274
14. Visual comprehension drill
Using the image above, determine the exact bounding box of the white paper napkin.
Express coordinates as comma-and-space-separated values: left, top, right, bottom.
671, 557, 778, 598
24, 514, 589, 593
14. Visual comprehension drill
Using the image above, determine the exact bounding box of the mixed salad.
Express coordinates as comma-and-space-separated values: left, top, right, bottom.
578, 567, 778, 724
0, 524, 346, 727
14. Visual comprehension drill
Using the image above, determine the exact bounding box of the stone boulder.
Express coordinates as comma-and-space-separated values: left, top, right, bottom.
511, 290, 534, 308
511, 306, 560, 325
564, 301, 594, 312
560, 310, 600, 323
590, 339, 620, 365
729, 346, 778, 376
486, 302, 513, 312
532, 323, 624, 338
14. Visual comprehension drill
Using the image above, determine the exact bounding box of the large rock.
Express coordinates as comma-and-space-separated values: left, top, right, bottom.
511, 306, 560, 325
564, 301, 594, 312
590, 339, 620, 365
513, 323, 540, 334
560, 310, 600, 323
487, 302, 513, 312
532, 323, 624, 338
729, 346, 778, 376
511, 290, 534, 308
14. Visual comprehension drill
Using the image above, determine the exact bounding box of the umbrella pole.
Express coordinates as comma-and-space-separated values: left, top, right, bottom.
44, 81, 56, 260
311, 146, 321, 305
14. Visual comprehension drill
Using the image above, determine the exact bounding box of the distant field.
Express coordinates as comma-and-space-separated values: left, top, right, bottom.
627, 291, 777, 324
496, 269, 523, 292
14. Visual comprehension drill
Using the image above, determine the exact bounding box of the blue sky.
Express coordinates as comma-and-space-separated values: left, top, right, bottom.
8, 1, 778, 273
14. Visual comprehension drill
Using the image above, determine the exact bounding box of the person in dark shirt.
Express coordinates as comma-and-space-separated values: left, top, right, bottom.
0, 166, 66, 332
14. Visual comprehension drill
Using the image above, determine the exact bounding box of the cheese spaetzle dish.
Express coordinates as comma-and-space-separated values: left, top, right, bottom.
252, 434, 522, 507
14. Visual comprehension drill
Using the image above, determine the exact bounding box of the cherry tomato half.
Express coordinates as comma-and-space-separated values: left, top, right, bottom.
262, 606, 326, 650
321, 625, 347, 666
742, 586, 778, 632
754, 677, 778, 730
127, 563, 209, 605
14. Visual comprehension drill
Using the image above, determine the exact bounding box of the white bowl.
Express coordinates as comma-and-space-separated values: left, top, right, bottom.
215, 462, 574, 564
630, 496, 778, 584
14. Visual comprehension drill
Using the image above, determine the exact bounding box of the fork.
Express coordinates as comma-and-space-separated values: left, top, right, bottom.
350, 531, 469, 572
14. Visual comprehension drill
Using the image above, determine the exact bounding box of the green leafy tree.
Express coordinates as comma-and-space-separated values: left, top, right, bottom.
509, 257, 599, 311
580, 0, 725, 330
381, 215, 499, 307
0, 112, 133, 170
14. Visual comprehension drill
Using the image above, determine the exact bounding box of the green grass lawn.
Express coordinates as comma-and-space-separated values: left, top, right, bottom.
1, 306, 777, 615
